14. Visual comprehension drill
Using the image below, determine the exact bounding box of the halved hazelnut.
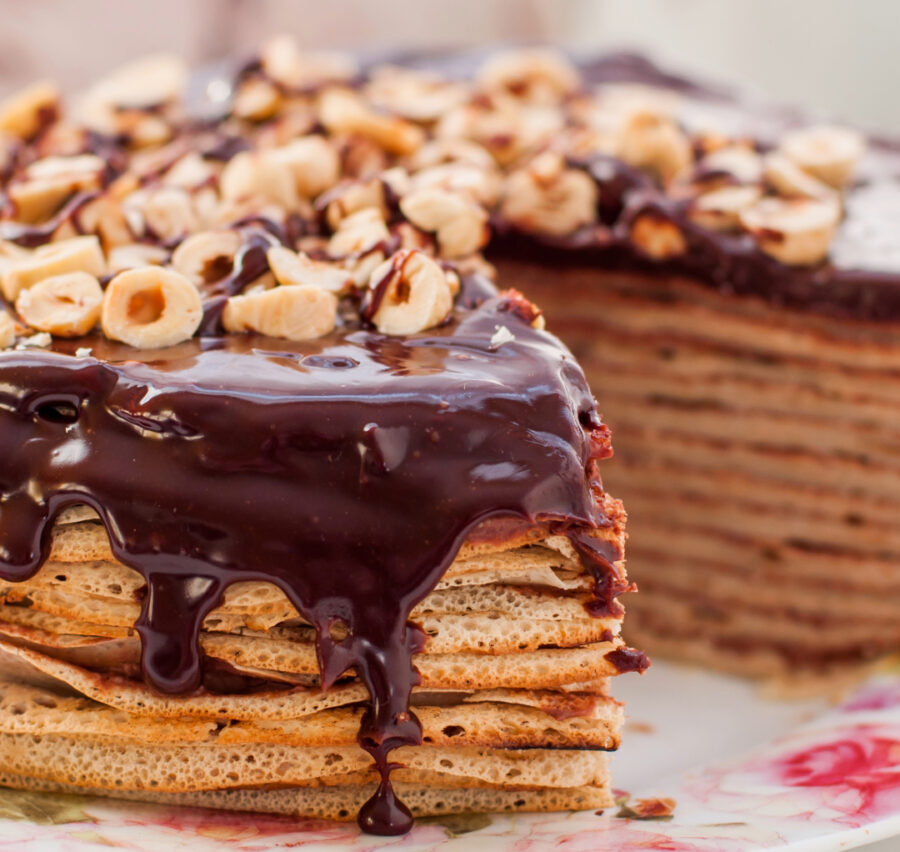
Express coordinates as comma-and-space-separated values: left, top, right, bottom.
319, 88, 425, 156
779, 124, 865, 188
9, 154, 105, 223
107, 243, 170, 273
102, 266, 202, 348
16, 271, 103, 337
222, 284, 338, 341
407, 138, 497, 172
2, 236, 106, 302
689, 185, 763, 231
368, 249, 453, 335
163, 152, 217, 189
266, 246, 353, 292
260, 35, 357, 89
76, 195, 133, 251
271, 136, 341, 198
399, 187, 489, 258
232, 78, 283, 122
630, 214, 687, 259
219, 150, 300, 210
327, 208, 390, 258
616, 111, 692, 183
124, 186, 198, 243
0, 81, 58, 139
170, 230, 242, 285
365, 65, 468, 122
84, 54, 187, 110
476, 49, 580, 104
323, 178, 387, 231
410, 162, 502, 207
763, 152, 837, 201
501, 152, 598, 236
701, 144, 764, 185
740, 196, 841, 265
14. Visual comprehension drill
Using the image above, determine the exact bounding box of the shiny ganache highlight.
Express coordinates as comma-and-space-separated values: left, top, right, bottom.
0, 288, 633, 834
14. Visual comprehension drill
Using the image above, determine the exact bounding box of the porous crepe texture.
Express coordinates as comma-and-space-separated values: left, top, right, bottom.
499, 258, 900, 676
0, 512, 628, 817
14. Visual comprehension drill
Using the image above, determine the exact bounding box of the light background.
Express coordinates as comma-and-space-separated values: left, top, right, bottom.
0, 0, 896, 130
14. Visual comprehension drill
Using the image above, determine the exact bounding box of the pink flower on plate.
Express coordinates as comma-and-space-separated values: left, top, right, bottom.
841, 681, 900, 713
770, 725, 900, 820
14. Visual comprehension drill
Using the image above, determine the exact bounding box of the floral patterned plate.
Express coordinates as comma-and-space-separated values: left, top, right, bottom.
2, 660, 898, 852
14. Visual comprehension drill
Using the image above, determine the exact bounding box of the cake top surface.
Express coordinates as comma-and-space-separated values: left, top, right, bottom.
0, 37, 897, 346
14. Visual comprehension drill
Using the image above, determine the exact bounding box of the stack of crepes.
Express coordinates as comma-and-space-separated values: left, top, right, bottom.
0, 500, 632, 821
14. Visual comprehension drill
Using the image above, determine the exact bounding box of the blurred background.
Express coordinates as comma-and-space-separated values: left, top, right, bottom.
0, 0, 896, 130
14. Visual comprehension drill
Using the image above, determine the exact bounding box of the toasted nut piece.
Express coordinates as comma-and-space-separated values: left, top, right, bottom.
408, 138, 496, 172
222, 285, 337, 341
171, 230, 242, 285
630, 214, 687, 259
9, 154, 105, 223
266, 246, 353, 293
102, 267, 202, 348
410, 162, 502, 207
0, 81, 59, 139
2, 236, 106, 302
271, 137, 341, 198
324, 179, 388, 232
399, 188, 489, 258
779, 124, 865, 188
617, 112, 692, 183
365, 65, 467, 122
368, 250, 453, 335
107, 243, 170, 273
26, 154, 105, 181
690, 185, 763, 231
163, 152, 217, 189
261, 35, 357, 89
86, 55, 187, 110
327, 208, 391, 257
219, 150, 300, 210
0, 312, 14, 348
232, 78, 283, 121
501, 152, 598, 237
740, 196, 840, 266
436, 99, 562, 166
477, 49, 580, 103
701, 145, 764, 184
763, 152, 837, 201
75, 196, 133, 250
124, 186, 198, 243
16, 272, 103, 337
319, 88, 425, 156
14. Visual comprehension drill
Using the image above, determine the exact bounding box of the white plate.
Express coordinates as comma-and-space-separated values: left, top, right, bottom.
2, 661, 898, 851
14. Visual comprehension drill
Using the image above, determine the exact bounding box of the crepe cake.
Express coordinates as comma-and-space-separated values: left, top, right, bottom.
0, 45, 649, 836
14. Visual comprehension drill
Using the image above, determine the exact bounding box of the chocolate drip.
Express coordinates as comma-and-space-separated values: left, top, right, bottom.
0, 289, 625, 834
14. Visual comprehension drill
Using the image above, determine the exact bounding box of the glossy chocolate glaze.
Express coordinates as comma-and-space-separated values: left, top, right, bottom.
492, 160, 900, 323
0, 280, 631, 834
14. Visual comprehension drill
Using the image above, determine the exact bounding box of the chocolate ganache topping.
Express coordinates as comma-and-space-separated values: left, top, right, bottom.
0, 279, 629, 834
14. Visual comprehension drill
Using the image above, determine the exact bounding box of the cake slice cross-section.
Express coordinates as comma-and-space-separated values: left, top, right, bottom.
0, 45, 645, 830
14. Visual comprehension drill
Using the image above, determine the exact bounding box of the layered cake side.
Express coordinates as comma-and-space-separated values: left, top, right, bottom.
476, 54, 900, 676
0, 45, 645, 834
